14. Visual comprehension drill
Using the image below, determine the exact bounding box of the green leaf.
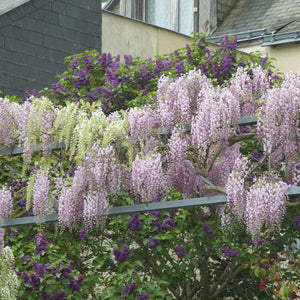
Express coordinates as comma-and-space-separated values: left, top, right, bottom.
254, 266, 260, 277
279, 284, 289, 298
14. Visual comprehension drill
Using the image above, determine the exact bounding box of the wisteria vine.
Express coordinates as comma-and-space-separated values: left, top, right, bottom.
0, 66, 299, 239
0, 62, 300, 299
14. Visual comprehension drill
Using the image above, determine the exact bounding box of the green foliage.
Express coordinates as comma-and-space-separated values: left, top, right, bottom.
38, 35, 276, 113
0, 35, 298, 300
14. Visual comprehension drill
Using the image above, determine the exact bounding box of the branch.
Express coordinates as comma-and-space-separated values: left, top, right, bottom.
209, 262, 231, 294
247, 139, 284, 178
208, 132, 257, 172
210, 264, 243, 299
204, 184, 227, 195
183, 161, 226, 195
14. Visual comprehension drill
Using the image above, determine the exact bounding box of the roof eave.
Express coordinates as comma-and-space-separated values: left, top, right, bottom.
208, 28, 271, 44
209, 29, 300, 47
260, 31, 300, 46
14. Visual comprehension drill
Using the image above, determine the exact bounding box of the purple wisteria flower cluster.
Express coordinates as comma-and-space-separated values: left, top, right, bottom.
167, 127, 202, 198
257, 74, 300, 169
27, 35, 265, 114
220, 246, 239, 257
174, 245, 185, 258
128, 213, 142, 231
113, 245, 130, 263
18, 232, 84, 297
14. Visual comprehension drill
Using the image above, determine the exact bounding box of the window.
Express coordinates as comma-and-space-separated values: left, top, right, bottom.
103, 0, 196, 36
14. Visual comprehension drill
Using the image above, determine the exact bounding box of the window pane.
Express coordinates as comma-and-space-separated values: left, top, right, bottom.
179, 0, 194, 35
146, 0, 171, 29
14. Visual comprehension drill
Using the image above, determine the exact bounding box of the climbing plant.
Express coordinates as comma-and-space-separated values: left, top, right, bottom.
0, 38, 299, 299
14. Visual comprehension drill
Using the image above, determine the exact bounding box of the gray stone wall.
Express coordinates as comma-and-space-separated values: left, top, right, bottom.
217, 0, 237, 26
0, 0, 101, 98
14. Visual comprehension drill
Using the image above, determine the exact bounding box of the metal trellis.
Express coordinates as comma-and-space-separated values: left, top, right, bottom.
0, 114, 299, 228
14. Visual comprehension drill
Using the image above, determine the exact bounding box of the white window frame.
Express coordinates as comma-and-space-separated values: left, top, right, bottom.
105, 0, 217, 35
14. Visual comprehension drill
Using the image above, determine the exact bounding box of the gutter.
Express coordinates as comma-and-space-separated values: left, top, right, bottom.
208, 28, 300, 47
207, 28, 270, 44
261, 31, 300, 46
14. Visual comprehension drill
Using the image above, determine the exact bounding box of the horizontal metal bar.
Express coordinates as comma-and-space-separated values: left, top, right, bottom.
108, 195, 227, 215
158, 116, 258, 136
1, 185, 299, 228
238, 115, 258, 126
0, 214, 59, 227
0, 195, 228, 228
0, 116, 259, 156
287, 186, 300, 197
0, 142, 65, 156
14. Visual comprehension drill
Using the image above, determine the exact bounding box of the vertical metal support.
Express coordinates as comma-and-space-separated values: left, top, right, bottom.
132, 0, 145, 20
198, 0, 217, 34
170, 0, 179, 32
194, 0, 199, 33
120, 0, 132, 18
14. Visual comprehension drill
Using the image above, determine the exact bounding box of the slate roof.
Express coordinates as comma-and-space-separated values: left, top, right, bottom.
214, 0, 300, 36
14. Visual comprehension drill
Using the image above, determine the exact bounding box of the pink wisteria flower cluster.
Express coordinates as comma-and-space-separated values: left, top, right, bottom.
0, 187, 13, 255
131, 153, 166, 203
224, 155, 289, 238
0, 66, 299, 239
58, 144, 121, 230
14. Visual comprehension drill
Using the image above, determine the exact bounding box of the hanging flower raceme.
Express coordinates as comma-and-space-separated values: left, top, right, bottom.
229, 66, 270, 116
0, 246, 20, 299
157, 69, 212, 130
33, 171, 50, 218
58, 144, 121, 230
126, 106, 158, 145
191, 85, 240, 156
257, 73, 300, 168
0, 187, 13, 255
0, 98, 21, 148
131, 153, 166, 203
167, 127, 203, 198
245, 176, 288, 239
224, 155, 250, 224
208, 144, 241, 190
223, 155, 289, 238
16, 97, 57, 168
0, 187, 13, 222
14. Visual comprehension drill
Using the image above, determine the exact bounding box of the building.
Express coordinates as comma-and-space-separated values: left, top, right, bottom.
104, 0, 300, 73
1, 0, 300, 98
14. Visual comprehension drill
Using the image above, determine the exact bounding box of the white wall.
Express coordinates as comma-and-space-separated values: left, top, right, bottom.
239, 43, 300, 74
102, 10, 192, 59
